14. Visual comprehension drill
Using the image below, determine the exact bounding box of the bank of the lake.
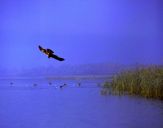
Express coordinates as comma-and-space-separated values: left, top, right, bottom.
103, 66, 163, 100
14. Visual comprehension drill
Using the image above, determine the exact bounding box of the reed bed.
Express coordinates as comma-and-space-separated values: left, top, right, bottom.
103, 66, 163, 100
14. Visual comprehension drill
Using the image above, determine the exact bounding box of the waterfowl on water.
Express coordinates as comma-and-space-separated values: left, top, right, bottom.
10, 82, 13, 85
38, 45, 64, 61
59, 83, 67, 88
48, 82, 52, 85
78, 83, 81, 86
33, 83, 37, 86
10, 82, 14, 86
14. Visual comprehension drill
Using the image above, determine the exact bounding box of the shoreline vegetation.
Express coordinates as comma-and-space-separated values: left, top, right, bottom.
102, 65, 163, 100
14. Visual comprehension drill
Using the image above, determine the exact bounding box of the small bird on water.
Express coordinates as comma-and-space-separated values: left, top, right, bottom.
38, 45, 65, 61
10, 82, 13, 86
59, 83, 67, 89
33, 83, 37, 86
48, 82, 52, 85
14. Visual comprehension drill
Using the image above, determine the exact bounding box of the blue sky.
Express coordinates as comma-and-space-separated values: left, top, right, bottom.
0, 0, 162, 71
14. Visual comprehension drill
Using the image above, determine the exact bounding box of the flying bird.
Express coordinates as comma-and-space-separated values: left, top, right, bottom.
38, 45, 65, 61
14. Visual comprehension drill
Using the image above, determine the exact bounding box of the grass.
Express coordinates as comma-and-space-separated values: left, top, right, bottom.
103, 65, 163, 100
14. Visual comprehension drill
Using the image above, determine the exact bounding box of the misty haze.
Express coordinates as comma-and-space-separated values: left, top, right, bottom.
0, 0, 162, 128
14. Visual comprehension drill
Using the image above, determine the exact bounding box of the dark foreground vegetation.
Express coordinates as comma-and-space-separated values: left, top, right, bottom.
103, 66, 163, 100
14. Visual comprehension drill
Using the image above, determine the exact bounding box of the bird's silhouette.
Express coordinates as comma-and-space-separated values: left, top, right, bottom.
38, 45, 64, 61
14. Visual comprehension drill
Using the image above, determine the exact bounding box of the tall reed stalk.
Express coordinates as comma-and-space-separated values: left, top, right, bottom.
103, 66, 163, 100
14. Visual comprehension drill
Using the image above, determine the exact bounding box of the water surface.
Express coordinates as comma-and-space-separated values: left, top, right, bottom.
0, 78, 162, 128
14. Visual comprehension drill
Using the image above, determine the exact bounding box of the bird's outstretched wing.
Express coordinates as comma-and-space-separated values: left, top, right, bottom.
38, 45, 46, 54
38, 45, 43, 51
51, 54, 64, 61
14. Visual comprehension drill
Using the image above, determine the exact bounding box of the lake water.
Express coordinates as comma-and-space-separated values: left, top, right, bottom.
0, 78, 163, 128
